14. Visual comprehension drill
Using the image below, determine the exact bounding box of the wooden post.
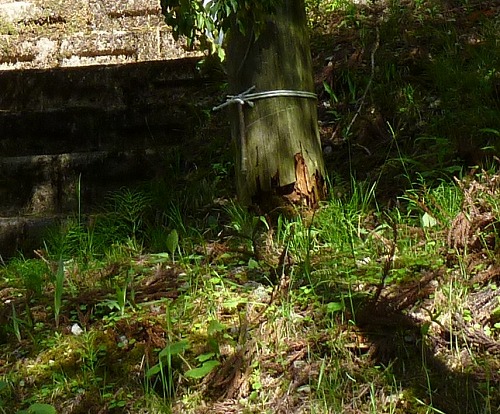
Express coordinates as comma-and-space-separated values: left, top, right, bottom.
226, 0, 326, 210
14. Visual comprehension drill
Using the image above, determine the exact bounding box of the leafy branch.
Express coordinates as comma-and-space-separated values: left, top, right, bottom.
160, 0, 280, 59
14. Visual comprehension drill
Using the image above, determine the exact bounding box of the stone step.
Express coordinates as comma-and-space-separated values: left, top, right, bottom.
0, 105, 188, 156
0, 147, 174, 216
0, 0, 201, 70
0, 58, 205, 111
0, 0, 220, 259
0, 28, 199, 69
0, 58, 214, 156
0, 215, 61, 259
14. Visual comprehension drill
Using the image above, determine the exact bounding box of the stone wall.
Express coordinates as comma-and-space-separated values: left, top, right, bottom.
0, 57, 214, 214
0, 0, 200, 69
0, 1, 222, 257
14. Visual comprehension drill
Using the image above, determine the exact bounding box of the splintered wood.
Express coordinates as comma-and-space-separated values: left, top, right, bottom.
283, 152, 325, 208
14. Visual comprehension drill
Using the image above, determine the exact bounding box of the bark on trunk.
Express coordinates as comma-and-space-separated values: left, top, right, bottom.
226, 0, 326, 210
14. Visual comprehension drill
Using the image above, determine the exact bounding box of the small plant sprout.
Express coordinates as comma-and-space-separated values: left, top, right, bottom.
166, 229, 179, 261
54, 257, 64, 329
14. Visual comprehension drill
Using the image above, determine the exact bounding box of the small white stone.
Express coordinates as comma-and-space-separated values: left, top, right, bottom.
118, 335, 128, 346
71, 323, 83, 336
356, 257, 371, 266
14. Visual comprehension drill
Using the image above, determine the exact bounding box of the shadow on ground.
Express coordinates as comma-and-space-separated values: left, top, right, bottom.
353, 291, 499, 414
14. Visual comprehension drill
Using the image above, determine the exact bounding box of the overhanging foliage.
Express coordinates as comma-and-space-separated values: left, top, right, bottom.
160, 0, 281, 58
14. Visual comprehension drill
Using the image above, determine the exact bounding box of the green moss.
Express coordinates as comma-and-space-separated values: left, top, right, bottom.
0, 17, 17, 35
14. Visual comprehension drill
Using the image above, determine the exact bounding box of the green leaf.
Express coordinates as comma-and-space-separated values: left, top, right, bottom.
217, 47, 225, 61
420, 321, 431, 336
207, 319, 226, 335
54, 257, 65, 328
151, 252, 170, 262
258, 215, 270, 230
166, 229, 179, 255
207, 337, 220, 354
146, 364, 161, 378
159, 339, 189, 358
326, 302, 344, 313
236, 19, 245, 35
185, 360, 220, 379
100, 299, 121, 311
421, 212, 437, 227
248, 258, 259, 269
491, 303, 500, 314
197, 352, 216, 363
223, 298, 247, 308
323, 81, 335, 101
479, 128, 500, 136
25, 404, 57, 414
209, 276, 222, 284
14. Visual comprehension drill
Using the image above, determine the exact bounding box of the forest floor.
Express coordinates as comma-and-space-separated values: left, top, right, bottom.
1, 0, 500, 413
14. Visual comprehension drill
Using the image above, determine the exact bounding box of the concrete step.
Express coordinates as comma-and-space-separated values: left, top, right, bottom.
0, 58, 213, 156
0, 215, 61, 259
0, 147, 176, 216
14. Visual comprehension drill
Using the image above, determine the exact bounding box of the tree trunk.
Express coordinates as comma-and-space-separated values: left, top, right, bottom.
226, 0, 326, 210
